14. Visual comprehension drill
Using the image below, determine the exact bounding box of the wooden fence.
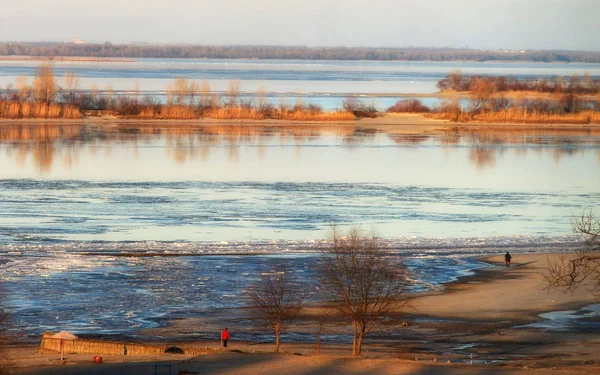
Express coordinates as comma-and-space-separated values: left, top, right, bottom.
39, 337, 217, 356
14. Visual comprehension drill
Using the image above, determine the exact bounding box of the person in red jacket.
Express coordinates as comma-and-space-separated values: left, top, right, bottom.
221, 328, 231, 348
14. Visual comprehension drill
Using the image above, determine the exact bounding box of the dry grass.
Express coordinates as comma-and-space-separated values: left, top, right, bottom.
203, 107, 355, 121
429, 109, 600, 124
204, 107, 265, 120
2, 73, 359, 121
279, 110, 355, 121
0, 101, 82, 119
132, 106, 200, 120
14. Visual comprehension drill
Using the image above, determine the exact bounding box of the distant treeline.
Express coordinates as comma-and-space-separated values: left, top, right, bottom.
437, 71, 600, 94
2, 42, 600, 63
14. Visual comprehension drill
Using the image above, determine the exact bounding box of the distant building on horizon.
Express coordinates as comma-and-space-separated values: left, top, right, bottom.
73, 37, 84, 45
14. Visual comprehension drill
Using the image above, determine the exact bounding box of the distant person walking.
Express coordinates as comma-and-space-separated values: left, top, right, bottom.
221, 328, 231, 348
505, 252, 512, 267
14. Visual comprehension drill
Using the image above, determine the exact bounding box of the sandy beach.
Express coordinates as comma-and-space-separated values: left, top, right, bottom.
5, 252, 600, 374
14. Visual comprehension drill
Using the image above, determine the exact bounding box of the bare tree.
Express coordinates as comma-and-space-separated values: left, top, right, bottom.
170, 77, 196, 106
200, 81, 212, 109
225, 80, 241, 108
104, 85, 114, 110
166, 85, 174, 106
90, 84, 99, 109
188, 81, 199, 107
63, 72, 80, 105
448, 69, 463, 91
15, 76, 31, 102
132, 81, 141, 105
320, 226, 411, 356
314, 304, 335, 356
246, 266, 304, 353
255, 83, 268, 111
469, 77, 497, 113
32, 64, 57, 104
546, 210, 600, 297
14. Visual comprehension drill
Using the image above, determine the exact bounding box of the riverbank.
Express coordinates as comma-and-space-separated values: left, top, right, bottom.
7, 350, 599, 375
6, 252, 600, 374
2, 113, 600, 130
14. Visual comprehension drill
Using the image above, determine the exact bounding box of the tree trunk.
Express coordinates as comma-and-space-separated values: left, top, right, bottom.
352, 321, 357, 356
275, 326, 281, 353
316, 334, 321, 356
356, 332, 365, 357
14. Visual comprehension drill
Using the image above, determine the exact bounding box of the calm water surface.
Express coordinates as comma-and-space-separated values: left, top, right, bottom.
0, 123, 599, 337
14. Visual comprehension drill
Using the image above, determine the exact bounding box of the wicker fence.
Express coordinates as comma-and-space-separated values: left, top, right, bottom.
39, 337, 217, 356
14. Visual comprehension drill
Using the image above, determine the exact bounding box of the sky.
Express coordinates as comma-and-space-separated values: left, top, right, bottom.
0, 0, 598, 51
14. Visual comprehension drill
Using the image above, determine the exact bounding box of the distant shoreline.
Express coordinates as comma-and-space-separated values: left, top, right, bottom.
3, 42, 600, 63
1, 113, 600, 129
2, 55, 600, 65
0, 56, 136, 63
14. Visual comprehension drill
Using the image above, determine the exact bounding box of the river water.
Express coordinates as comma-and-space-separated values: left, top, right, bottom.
2, 59, 600, 110
0, 123, 599, 337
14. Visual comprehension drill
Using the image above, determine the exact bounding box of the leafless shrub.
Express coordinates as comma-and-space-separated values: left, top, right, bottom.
246, 266, 304, 353
342, 97, 378, 118
387, 99, 430, 113
469, 77, 497, 113
320, 226, 411, 356
546, 210, 600, 297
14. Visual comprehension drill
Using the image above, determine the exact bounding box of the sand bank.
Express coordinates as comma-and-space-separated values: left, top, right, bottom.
2, 113, 600, 131
6, 253, 600, 374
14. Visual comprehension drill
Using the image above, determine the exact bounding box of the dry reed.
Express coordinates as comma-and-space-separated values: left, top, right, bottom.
429, 109, 600, 124
204, 107, 265, 120
0, 101, 83, 119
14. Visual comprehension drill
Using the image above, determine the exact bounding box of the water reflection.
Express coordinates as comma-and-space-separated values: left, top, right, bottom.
0, 123, 599, 174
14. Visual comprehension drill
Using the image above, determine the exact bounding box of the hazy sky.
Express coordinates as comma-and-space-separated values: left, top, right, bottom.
1, 0, 598, 50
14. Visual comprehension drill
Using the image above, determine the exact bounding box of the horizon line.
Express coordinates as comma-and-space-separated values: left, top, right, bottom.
2, 41, 600, 54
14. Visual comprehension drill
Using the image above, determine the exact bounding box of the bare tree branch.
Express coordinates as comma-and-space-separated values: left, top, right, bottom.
545, 210, 600, 297
314, 303, 336, 356
320, 226, 411, 356
246, 266, 304, 353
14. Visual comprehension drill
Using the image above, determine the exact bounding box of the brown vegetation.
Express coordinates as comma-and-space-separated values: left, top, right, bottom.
437, 70, 600, 95
429, 108, 600, 124
387, 73, 600, 124
0, 66, 358, 121
342, 97, 378, 118
387, 99, 430, 113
